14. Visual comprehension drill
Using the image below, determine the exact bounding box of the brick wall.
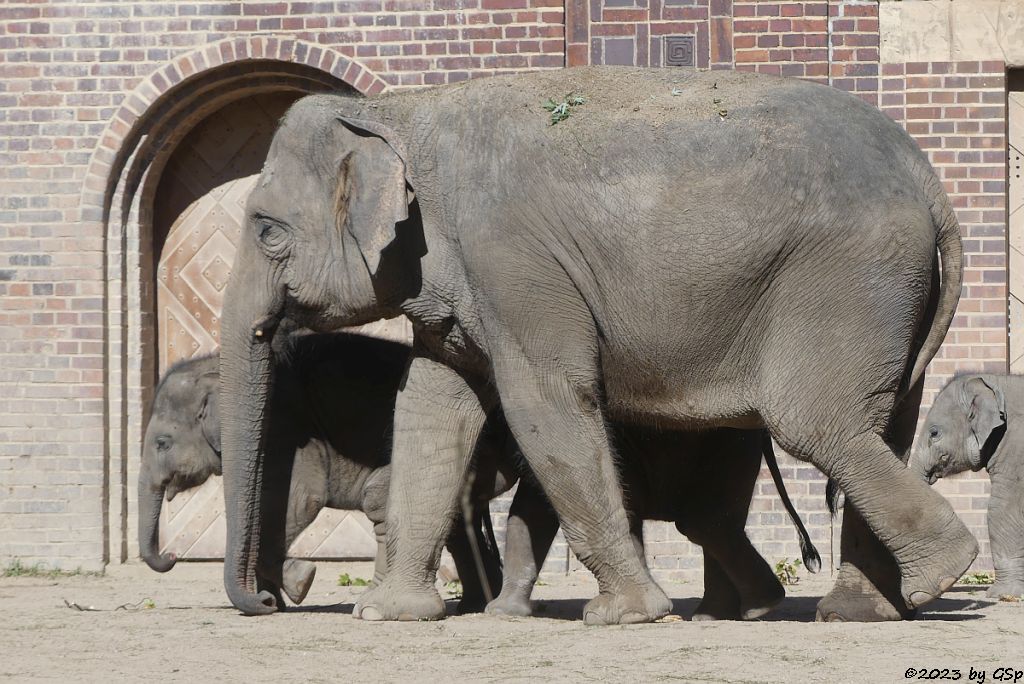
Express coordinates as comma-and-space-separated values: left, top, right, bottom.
0, 0, 1011, 582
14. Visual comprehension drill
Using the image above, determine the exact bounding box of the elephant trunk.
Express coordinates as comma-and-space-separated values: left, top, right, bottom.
220, 246, 282, 616
138, 481, 176, 572
907, 443, 936, 484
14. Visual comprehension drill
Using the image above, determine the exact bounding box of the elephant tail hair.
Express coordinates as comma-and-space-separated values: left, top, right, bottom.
762, 433, 822, 574
825, 477, 842, 518
901, 165, 963, 405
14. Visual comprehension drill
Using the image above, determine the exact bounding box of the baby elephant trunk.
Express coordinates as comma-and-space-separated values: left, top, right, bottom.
138, 483, 177, 572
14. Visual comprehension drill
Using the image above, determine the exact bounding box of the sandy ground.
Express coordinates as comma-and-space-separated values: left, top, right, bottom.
2, 562, 1022, 683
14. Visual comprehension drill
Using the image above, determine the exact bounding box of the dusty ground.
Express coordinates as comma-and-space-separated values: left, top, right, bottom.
2, 562, 1022, 683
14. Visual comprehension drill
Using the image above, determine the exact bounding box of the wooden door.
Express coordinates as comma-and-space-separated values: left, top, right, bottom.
1009, 92, 1023, 371
154, 93, 410, 561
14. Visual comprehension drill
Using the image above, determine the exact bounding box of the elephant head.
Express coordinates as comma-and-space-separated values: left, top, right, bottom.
911, 375, 1006, 484
139, 355, 221, 572
219, 95, 420, 614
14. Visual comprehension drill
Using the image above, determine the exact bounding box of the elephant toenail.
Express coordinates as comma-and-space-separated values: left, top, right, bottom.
907, 591, 936, 608
620, 611, 649, 624
359, 605, 384, 621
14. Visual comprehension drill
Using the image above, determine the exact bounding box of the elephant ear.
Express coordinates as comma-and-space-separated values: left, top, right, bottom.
196, 370, 221, 454
334, 118, 412, 276
964, 376, 1006, 469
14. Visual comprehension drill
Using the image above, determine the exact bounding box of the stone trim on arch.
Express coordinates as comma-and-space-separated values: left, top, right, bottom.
80, 36, 386, 221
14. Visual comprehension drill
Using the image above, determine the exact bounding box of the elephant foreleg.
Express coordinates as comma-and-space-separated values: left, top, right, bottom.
353, 350, 489, 622
986, 474, 1024, 598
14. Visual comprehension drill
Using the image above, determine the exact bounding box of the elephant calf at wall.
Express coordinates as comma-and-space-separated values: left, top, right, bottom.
138, 331, 515, 613
911, 374, 1024, 599
139, 329, 822, 620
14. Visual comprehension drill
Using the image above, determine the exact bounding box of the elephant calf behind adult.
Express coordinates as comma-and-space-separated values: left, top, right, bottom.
138, 332, 513, 610
221, 66, 972, 623
911, 374, 1024, 598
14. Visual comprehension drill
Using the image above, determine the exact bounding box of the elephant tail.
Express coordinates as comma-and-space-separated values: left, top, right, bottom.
459, 469, 495, 605
762, 433, 822, 574
901, 165, 963, 404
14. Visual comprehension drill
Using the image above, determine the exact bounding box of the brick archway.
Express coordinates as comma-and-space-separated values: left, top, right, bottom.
85, 39, 386, 565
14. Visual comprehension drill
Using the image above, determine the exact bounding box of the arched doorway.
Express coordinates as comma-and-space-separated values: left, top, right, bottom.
89, 43, 396, 566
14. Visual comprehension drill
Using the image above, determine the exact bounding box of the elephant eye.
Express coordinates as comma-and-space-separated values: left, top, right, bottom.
155, 435, 172, 452
928, 426, 940, 441
254, 216, 291, 255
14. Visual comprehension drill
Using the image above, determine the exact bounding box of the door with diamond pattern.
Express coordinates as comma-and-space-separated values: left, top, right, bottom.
1010, 91, 1024, 372
154, 93, 406, 561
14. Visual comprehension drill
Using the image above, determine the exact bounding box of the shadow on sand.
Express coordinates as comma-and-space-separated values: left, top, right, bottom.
277, 587, 995, 622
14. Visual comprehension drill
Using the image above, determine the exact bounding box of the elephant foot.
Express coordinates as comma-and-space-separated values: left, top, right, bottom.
281, 559, 316, 605
691, 595, 740, 621
817, 553, 921, 622
485, 590, 534, 618
898, 526, 977, 609
986, 581, 1024, 599
582, 582, 671, 626
456, 595, 487, 615
353, 581, 445, 622
739, 580, 785, 621
816, 587, 916, 622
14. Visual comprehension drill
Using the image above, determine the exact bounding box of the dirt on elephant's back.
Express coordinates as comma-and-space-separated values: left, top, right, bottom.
395, 65, 825, 130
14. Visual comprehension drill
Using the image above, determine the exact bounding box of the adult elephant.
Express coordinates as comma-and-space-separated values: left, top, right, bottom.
220, 67, 972, 623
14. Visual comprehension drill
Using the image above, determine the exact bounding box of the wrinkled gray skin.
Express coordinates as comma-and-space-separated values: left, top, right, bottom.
910, 374, 1024, 598
490, 430, 822, 620
138, 332, 515, 612
220, 66, 973, 624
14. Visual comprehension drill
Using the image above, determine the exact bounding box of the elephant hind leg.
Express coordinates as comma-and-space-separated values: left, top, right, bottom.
816, 380, 923, 622
776, 426, 977, 613
492, 348, 671, 626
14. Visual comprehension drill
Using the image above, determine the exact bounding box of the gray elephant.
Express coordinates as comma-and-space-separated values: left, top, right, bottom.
219, 66, 972, 624
910, 374, 1024, 598
138, 332, 515, 612
488, 431, 822, 620
142, 330, 820, 619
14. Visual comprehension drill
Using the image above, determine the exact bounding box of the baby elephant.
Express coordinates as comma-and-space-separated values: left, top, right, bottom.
138, 332, 514, 610
911, 374, 1024, 598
